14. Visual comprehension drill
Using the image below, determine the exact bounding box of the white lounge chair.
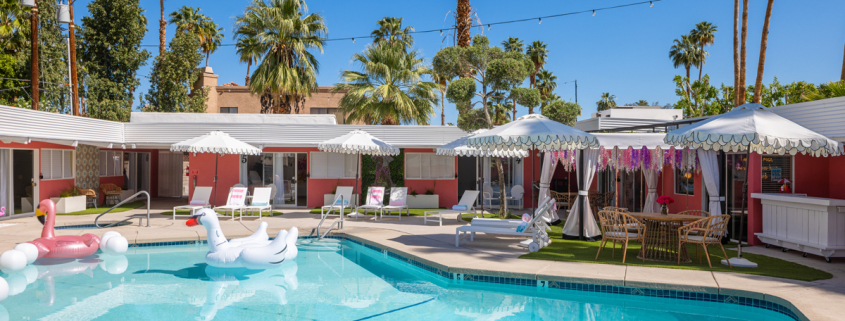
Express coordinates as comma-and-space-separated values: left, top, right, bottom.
455, 197, 554, 252
214, 186, 248, 221
243, 187, 272, 221
506, 185, 524, 210
172, 186, 212, 220
322, 186, 353, 227
380, 187, 409, 220
349, 186, 385, 220
471, 196, 555, 228
423, 190, 480, 226
481, 184, 498, 210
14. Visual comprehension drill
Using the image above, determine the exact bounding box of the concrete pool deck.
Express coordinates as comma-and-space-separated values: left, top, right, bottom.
1, 199, 843, 320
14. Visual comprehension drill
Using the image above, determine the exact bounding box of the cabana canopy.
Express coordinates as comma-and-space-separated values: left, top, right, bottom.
436, 129, 528, 158
466, 114, 599, 151
171, 131, 262, 206
317, 129, 400, 156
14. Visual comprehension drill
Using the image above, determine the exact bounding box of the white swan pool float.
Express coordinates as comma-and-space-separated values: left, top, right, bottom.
186, 208, 298, 269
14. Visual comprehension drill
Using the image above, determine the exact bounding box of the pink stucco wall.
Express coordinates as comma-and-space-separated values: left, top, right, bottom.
404, 148, 457, 208
0, 141, 75, 201
658, 164, 703, 214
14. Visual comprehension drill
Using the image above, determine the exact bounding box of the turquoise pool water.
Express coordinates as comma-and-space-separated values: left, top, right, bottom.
0, 238, 795, 320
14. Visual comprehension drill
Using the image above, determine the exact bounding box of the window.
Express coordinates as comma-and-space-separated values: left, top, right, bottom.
309, 152, 357, 179
99, 151, 123, 177
220, 107, 238, 113
41, 149, 74, 180
310, 108, 338, 114
674, 168, 695, 195
405, 153, 455, 179
761, 155, 793, 193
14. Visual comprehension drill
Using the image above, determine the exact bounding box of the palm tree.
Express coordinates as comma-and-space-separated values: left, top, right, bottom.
669, 34, 699, 80
169, 6, 205, 35
502, 37, 523, 52
752, 0, 774, 103
431, 71, 451, 125
691, 21, 717, 81
596, 92, 616, 112
733, 0, 740, 106
333, 43, 438, 125
738, 0, 749, 105
456, 0, 471, 48
536, 69, 557, 111
234, 0, 327, 114
371, 17, 414, 51
841, 43, 845, 81
235, 33, 263, 86
199, 19, 223, 67
159, 0, 166, 56
0, 2, 26, 53
525, 41, 549, 88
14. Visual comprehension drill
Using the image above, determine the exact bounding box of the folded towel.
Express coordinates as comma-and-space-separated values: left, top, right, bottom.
189, 200, 206, 206
389, 201, 405, 206
516, 222, 528, 233
452, 205, 468, 211
334, 200, 349, 205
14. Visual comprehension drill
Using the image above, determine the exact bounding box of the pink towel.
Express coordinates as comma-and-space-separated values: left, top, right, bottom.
389, 201, 405, 206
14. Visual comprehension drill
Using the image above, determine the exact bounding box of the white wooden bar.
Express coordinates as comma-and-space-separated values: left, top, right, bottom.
752, 193, 845, 262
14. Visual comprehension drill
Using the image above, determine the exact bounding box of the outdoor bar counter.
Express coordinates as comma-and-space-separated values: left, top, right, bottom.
752, 193, 845, 262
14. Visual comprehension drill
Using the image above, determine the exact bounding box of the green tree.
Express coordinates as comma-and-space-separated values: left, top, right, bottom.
0, 53, 24, 105
525, 40, 548, 88
536, 69, 557, 110
805, 81, 845, 101
20, 0, 69, 113
234, 32, 262, 86
333, 43, 438, 125
234, 0, 327, 114
433, 35, 533, 217
199, 19, 223, 67
669, 34, 699, 80
509, 86, 540, 116
691, 21, 717, 81
501, 37, 523, 52
596, 92, 616, 112
79, 0, 150, 121
431, 70, 451, 126
672, 75, 722, 118
169, 6, 205, 35
627, 100, 651, 106
142, 33, 207, 113
371, 17, 413, 52
542, 100, 581, 126
0, 0, 26, 53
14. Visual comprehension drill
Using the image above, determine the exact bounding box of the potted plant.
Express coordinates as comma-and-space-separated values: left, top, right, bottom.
50, 185, 87, 214
657, 196, 674, 215
407, 185, 439, 208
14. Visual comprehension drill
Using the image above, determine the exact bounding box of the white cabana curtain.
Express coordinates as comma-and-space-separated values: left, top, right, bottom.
0, 149, 11, 215
697, 149, 722, 216
538, 153, 561, 222
642, 169, 659, 213
563, 149, 602, 238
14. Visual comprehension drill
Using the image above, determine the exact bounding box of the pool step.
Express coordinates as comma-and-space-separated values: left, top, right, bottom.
297, 239, 343, 252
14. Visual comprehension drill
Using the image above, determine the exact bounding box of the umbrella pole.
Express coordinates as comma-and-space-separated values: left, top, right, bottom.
532, 145, 536, 216
213, 153, 219, 207
737, 150, 751, 257
578, 149, 585, 241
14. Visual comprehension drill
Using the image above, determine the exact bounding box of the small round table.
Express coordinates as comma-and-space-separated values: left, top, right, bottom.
627, 212, 704, 263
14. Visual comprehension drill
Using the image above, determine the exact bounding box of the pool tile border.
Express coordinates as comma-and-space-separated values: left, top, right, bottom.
127, 235, 804, 321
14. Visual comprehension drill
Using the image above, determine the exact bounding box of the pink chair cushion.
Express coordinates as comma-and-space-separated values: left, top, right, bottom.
389, 201, 405, 206
189, 200, 206, 206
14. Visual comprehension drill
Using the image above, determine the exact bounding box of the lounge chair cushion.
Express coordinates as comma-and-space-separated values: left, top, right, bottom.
252, 201, 269, 207
682, 235, 720, 243
190, 200, 206, 206
334, 200, 349, 205
452, 205, 468, 211
605, 232, 639, 238
389, 201, 405, 206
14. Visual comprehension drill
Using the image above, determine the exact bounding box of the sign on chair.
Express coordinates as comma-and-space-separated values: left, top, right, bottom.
230, 187, 248, 206
367, 187, 385, 206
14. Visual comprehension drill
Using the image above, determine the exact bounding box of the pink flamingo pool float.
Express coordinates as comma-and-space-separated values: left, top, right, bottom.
31, 199, 101, 259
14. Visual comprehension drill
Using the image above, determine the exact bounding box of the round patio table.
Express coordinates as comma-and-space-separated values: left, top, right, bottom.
627, 212, 704, 263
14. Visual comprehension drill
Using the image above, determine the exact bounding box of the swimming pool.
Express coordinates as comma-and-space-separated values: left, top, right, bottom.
0, 238, 797, 320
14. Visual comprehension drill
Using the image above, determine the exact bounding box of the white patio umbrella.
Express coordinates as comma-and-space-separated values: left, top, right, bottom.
318, 130, 400, 213
171, 131, 262, 207
666, 103, 843, 267
467, 114, 599, 240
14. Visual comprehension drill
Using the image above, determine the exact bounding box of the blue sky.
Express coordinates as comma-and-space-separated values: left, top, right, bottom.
71, 0, 845, 124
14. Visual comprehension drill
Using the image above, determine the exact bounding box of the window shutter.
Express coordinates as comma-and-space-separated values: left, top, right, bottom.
344, 154, 357, 178
311, 152, 327, 179
327, 153, 344, 178
99, 151, 107, 176
405, 153, 421, 179
50, 150, 62, 180
444, 156, 455, 179
41, 150, 51, 179
420, 154, 431, 179
63, 150, 73, 178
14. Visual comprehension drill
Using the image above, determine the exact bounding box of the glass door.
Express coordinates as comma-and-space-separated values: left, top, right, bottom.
725, 153, 748, 242
10, 150, 36, 215
268, 153, 307, 208
479, 157, 523, 208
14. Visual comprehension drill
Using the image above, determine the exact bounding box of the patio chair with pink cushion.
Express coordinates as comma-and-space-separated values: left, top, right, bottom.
172, 186, 212, 220
380, 187, 409, 220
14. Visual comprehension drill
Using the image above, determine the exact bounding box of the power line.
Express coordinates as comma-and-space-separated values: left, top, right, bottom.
139, 0, 660, 47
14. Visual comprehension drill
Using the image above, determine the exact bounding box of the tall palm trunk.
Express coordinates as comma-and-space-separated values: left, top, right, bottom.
698, 52, 704, 82
840, 42, 845, 81
441, 90, 446, 125
456, 0, 471, 48
753, 0, 774, 103
245, 60, 252, 86
733, 0, 741, 106
738, 0, 749, 105
205, 51, 210, 67
159, 0, 165, 56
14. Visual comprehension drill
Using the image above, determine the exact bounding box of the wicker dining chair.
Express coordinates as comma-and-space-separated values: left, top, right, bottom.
602, 206, 628, 212
678, 210, 710, 235
678, 214, 732, 268
550, 191, 574, 212
595, 210, 646, 263
100, 183, 122, 206
76, 186, 98, 209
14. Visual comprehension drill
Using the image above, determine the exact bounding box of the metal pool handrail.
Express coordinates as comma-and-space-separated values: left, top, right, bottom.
95, 191, 151, 228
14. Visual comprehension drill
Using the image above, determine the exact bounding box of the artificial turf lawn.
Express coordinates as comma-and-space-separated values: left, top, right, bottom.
164, 209, 283, 217
519, 225, 832, 282
309, 207, 447, 216
56, 201, 146, 215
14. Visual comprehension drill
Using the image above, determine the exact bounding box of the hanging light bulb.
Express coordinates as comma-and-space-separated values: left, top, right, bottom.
352, 38, 355, 43
487, 24, 491, 30
538, 18, 542, 24
650, 1, 654, 7
440, 30, 443, 36
592, 10, 596, 16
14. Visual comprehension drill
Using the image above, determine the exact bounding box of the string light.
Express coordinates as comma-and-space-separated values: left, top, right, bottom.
650, 1, 654, 7
352, 38, 355, 43
439, 30, 443, 36
488, 24, 491, 30
592, 10, 596, 16
538, 18, 542, 24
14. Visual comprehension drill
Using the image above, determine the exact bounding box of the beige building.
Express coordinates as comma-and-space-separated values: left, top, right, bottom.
194, 67, 354, 124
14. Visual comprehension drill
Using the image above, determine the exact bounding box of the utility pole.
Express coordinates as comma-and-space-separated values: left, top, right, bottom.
574, 79, 578, 106
68, 1, 79, 116
25, 0, 39, 111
